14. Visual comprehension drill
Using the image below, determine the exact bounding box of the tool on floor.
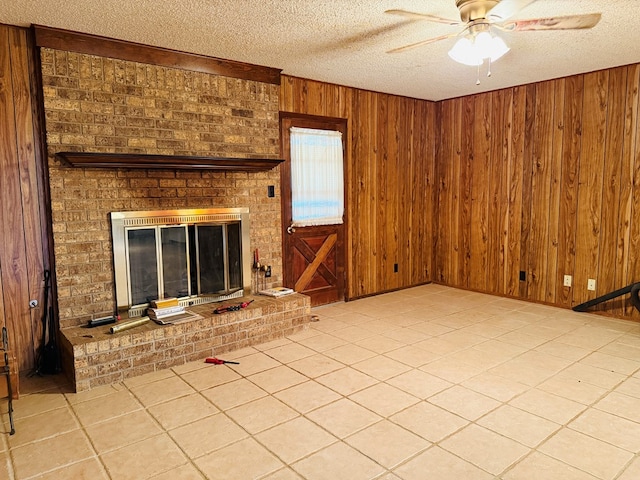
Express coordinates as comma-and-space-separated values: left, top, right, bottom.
35, 269, 61, 375
42, 303, 61, 374
205, 357, 240, 365
34, 269, 50, 376
213, 299, 253, 314
572, 281, 640, 313
1, 327, 16, 435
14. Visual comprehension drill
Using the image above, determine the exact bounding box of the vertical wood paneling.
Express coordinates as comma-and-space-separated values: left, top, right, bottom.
518, 85, 536, 297
398, 98, 412, 288
351, 90, 371, 296
366, 91, 379, 291
436, 100, 455, 284
435, 64, 640, 321
528, 81, 554, 302
545, 79, 565, 304
488, 90, 506, 294
377, 94, 390, 290
9, 27, 44, 368
0, 27, 25, 336
574, 70, 608, 304
599, 68, 627, 312
504, 87, 525, 296
621, 66, 640, 315
460, 96, 474, 289
420, 101, 436, 283
556, 75, 583, 307
470, 94, 491, 291
0, 25, 49, 371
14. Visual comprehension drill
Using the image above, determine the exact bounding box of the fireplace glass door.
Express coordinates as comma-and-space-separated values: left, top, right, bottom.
125, 222, 242, 308
111, 208, 251, 316
196, 223, 242, 294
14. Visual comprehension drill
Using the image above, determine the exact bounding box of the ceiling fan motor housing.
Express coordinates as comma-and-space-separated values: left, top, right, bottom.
455, 0, 499, 22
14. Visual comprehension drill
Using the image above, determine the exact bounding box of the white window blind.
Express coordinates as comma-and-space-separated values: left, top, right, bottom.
290, 127, 344, 227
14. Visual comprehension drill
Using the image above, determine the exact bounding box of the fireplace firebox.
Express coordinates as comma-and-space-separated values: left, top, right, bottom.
110, 208, 252, 317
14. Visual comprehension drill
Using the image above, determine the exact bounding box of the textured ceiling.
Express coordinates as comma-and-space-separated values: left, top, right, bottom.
2, 0, 640, 101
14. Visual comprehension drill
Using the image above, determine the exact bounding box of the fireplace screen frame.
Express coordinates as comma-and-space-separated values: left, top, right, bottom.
110, 207, 251, 316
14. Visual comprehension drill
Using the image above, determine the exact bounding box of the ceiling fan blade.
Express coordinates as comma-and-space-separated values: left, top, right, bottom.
500, 13, 601, 31
385, 9, 461, 26
387, 32, 461, 54
486, 0, 538, 21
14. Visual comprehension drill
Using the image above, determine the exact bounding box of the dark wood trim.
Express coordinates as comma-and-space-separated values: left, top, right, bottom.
27, 25, 60, 363
33, 25, 281, 85
278, 112, 348, 125
56, 151, 284, 171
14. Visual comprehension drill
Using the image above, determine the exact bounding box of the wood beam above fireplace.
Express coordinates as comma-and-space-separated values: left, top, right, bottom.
33, 25, 281, 85
56, 152, 284, 171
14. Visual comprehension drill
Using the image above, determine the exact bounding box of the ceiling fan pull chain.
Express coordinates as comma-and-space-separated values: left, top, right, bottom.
487, 58, 492, 78
476, 64, 481, 85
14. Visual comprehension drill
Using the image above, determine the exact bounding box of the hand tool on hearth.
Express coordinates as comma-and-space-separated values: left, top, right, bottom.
87, 315, 120, 328
109, 317, 151, 334
213, 299, 253, 314
205, 357, 240, 365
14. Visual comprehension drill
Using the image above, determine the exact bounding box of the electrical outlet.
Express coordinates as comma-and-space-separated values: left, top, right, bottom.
587, 278, 596, 291
563, 275, 572, 287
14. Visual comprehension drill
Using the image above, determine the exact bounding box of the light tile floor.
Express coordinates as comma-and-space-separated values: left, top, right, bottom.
3, 284, 640, 479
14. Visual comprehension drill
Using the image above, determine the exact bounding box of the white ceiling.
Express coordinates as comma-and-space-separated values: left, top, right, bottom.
2, 1, 639, 101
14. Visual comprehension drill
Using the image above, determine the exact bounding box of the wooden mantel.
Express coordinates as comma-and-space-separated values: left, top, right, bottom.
56, 152, 284, 171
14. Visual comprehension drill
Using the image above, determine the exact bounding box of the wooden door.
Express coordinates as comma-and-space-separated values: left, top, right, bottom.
280, 114, 347, 306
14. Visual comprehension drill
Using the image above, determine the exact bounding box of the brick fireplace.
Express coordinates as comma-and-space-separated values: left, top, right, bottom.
39, 39, 310, 390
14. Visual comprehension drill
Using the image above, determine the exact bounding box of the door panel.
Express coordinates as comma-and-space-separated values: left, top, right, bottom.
291, 228, 341, 304
280, 114, 347, 306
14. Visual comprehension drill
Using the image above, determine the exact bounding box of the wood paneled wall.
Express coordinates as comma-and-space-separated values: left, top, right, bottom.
280, 76, 437, 299
436, 65, 640, 318
0, 24, 52, 371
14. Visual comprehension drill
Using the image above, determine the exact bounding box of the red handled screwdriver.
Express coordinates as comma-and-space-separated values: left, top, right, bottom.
205, 357, 240, 365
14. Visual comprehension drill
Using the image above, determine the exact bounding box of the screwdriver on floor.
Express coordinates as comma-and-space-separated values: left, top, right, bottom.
205, 357, 240, 365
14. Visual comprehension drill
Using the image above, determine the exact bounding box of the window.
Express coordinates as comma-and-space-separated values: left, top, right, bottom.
290, 127, 344, 227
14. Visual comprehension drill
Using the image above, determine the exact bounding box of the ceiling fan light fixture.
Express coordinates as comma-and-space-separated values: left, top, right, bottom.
486, 34, 509, 62
448, 37, 483, 66
448, 29, 510, 66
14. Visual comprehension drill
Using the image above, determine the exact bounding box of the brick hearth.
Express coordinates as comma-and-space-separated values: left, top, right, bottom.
59, 294, 310, 392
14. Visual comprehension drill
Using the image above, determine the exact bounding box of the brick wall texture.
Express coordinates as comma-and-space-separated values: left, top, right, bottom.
40, 48, 283, 328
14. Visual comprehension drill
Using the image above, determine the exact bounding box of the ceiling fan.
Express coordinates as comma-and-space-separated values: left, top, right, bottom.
386, 0, 601, 76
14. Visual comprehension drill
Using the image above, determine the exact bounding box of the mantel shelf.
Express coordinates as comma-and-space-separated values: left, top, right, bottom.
55, 152, 284, 171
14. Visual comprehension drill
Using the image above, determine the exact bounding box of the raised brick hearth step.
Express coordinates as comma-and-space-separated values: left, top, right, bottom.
59, 294, 310, 392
